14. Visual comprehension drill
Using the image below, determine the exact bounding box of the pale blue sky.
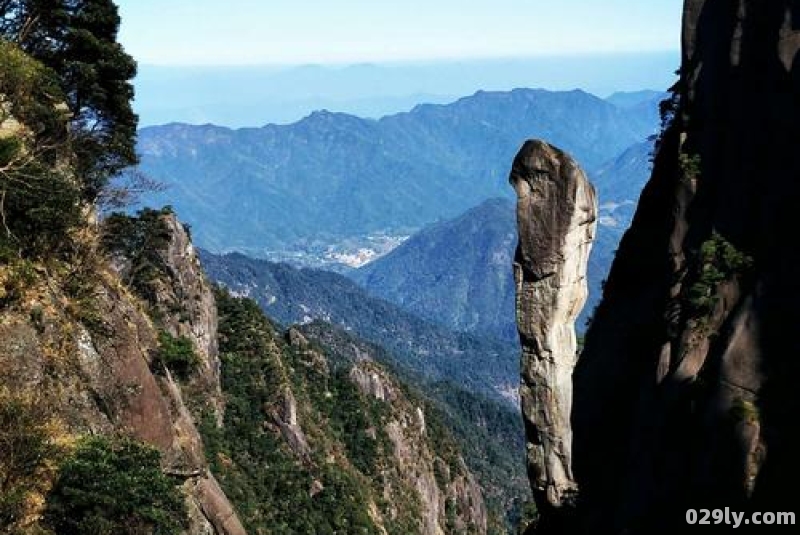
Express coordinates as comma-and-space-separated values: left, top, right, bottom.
116, 0, 683, 66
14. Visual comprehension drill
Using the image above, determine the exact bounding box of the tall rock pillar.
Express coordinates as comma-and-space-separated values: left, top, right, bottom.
510, 140, 597, 523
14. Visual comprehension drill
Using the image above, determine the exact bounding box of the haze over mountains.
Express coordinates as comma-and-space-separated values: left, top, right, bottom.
133, 54, 678, 127
136, 88, 658, 349
136, 87, 662, 262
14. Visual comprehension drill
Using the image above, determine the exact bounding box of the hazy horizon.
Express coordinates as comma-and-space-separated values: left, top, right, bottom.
116, 0, 681, 127
133, 51, 678, 128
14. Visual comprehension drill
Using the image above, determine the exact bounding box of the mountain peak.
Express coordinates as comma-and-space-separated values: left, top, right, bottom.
137, 88, 658, 254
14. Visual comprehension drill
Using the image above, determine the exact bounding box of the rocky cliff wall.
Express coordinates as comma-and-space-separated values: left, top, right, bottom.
289, 330, 489, 535
566, 1, 800, 533
0, 214, 246, 535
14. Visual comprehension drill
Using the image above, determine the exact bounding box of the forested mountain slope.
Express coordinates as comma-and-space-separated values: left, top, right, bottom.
137, 88, 658, 253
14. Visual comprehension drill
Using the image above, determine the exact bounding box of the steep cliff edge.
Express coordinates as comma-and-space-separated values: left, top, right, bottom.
568, 0, 800, 532
510, 141, 596, 520
0, 208, 246, 534
104, 209, 245, 534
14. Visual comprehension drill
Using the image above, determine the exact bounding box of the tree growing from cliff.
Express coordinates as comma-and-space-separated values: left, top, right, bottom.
0, 39, 81, 259
1, 0, 138, 200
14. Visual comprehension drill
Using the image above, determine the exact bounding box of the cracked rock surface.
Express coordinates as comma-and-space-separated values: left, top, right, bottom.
510, 139, 596, 514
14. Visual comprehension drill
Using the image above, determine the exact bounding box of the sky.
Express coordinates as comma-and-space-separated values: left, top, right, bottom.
116, 0, 683, 66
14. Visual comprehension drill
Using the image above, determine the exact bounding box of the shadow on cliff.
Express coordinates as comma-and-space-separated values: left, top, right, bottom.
563, 1, 800, 533
752, 6, 800, 512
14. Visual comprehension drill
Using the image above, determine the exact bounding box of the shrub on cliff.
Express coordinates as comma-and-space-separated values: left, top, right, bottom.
687, 232, 754, 315
153, 330, 200, 379
43, 436, 187, 535
0, 388, 64, 532
101, 207, 174, 303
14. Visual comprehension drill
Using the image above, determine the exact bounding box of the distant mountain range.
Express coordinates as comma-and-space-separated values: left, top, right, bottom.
197, 138, 655, 397
133, 54, 678, 127
137, 88, 661, 256
199, 250, 520, 402
198, 127, 654, 395
594, 138, 655, 208
143, 87, 658, 362
605, 89, 666, 109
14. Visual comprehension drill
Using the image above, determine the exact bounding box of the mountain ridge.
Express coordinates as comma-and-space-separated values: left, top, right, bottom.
133, 53, 679, 127
136, 88, 660, 255
198, 249, 521, 403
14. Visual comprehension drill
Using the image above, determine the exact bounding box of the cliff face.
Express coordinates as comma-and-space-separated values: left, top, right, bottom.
0, 212, 246, 535
510, 141, 596, 516
2, 197, 491, 534
346, 358, 488, 535
109, 212, 244, 535
206, 292, 489, 535
568, 0, 800, 532
286, 328, 490, 535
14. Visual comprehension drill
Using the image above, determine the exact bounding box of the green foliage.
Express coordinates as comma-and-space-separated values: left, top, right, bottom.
286, 342, 392, 477
0, 40, 81, 259
0, 259, 37, 307
729, 398, 759, 424
0, 388, 63, 532
43, 436, 186, 535
445, 497, 458, 531
320, 369, 385, 475
652, 81, 680, 160
0, 156, 82, 258
2, 0, 139, 199
204, 288, 514, 533
200, 288, 381, 535
421, 379, 531, 533
297, 322, 528, 534
153, 330, 199, 379
679, 151, 701, 180
300, 322, 529, 532
513, 501, 538, 535
0, 39, 68, 144
687, 232, 754, 314
101, 207, 173, 304
28, 303, 44, 329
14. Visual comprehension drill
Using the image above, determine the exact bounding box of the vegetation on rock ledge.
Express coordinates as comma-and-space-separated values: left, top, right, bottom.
687, 232, 754, 315
43, 436, 187, 535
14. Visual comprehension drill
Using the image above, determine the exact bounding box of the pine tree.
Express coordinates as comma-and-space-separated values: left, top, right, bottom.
1, 0, 138, 199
